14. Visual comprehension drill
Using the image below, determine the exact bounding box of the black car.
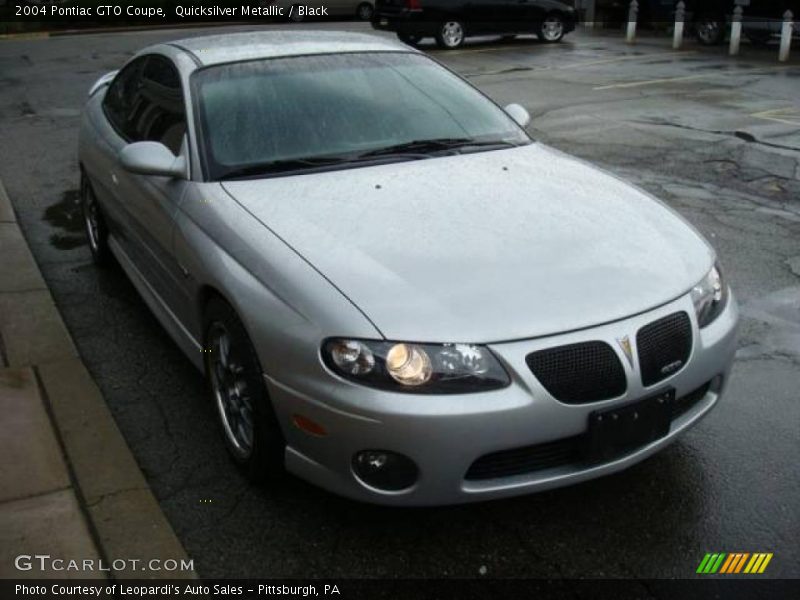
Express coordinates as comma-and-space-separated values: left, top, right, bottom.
680, 0, 800, 45
371, 0, 578, 49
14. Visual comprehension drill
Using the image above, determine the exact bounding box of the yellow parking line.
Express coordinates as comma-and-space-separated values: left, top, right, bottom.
465, 50, 698, 78
594, 73, 705, 90
750, 108, 800, 126
558, 50, 697, 70
593, 65, 795, 90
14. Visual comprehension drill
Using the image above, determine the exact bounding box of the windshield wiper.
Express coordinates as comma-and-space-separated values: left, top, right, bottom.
358, 138, 521, 158
218, 156, 354, 180
217, 139, 523, 180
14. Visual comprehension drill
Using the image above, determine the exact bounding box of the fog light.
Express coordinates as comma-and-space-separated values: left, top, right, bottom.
352, 450, 418, 491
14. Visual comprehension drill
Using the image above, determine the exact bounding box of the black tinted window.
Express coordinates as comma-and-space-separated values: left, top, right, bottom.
103, 57, 145, 140
103, 55, 186, 155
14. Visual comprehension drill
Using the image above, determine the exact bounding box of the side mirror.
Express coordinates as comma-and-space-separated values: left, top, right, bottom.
504, 103, 531, 128
119, 142, 186, 179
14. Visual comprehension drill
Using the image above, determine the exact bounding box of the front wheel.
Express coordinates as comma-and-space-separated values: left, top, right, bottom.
80, 173, 111, 266
356, 2, 373, 20
436, 20, 466, 49
203, 297, 286, 482
538, 13, 565, 43
694, 16, 726, 45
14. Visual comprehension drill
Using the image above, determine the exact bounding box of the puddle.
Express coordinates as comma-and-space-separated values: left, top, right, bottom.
43, 189, 86, 250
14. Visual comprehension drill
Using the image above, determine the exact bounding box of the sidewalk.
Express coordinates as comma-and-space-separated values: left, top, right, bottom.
0, 178, 194, 580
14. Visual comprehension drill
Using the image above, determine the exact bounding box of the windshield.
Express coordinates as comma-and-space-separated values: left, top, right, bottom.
193, 52, 530, 180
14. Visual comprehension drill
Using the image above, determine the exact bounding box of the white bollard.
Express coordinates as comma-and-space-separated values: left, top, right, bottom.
673, 1, 685, 50
626, 0, 638, 44
730, 6, 743, 56
779, 10, 793, 62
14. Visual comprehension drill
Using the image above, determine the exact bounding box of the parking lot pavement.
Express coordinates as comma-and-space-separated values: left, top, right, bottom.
0, 23, 798, 580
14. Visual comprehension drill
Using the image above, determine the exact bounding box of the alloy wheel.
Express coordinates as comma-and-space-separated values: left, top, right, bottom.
82, 182, 101, 254
441, 21, 464, 48
541, 16, 564, 42
696, 19, 722, 45
208, 323, 255, 459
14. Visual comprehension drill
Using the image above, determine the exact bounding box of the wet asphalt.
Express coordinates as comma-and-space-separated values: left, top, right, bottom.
0, 23, 798, 582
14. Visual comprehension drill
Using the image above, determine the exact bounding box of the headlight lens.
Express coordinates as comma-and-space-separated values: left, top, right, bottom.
329, 339, 375, 375
322, 339, 510, 394
691, 264, 728, 328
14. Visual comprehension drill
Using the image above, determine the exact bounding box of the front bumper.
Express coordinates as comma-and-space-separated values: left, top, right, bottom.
266, 292, 738, 506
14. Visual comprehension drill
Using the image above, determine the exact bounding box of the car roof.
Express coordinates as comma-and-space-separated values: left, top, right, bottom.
167, 30, 413, 67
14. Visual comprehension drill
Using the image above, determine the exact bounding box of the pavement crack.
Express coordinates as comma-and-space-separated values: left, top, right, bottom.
633, 119, 800, 152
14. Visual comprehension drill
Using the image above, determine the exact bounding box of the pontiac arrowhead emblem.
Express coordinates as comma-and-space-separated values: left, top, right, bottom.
617, 335, 634, 367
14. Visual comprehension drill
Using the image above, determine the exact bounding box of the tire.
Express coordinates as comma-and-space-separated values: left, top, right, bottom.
203, 297, 285, 482
537, 13, 565, 43
694, 16, 725, 45
436, 20, 466, 49
80, 172, 111, 267
356, 2, 373, 21
288, 4, 304, 22
397, 32, 422, 46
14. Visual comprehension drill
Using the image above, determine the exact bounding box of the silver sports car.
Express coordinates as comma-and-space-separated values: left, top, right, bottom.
78, 31, 739, 506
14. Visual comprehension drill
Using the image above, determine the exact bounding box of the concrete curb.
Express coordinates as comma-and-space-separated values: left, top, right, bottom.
0, 178, 196, 579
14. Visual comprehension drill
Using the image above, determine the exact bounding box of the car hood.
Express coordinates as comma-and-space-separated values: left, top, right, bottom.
222, 144, 713, 343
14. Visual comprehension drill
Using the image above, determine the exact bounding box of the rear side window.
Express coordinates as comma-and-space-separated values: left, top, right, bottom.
103, 55, 187, 155
103, 57, 145, 140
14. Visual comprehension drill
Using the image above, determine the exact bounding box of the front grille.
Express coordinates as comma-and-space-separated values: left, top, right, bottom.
637, 312, 692, 387
526, 341, 626, 404
465, 381, 712, 481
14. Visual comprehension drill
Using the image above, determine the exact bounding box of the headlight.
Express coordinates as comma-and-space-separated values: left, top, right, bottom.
322, 339, 510, 394
691, 263, 728, 328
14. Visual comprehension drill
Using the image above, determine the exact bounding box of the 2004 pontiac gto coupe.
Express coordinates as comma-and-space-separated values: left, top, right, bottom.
78, 31, 738, 505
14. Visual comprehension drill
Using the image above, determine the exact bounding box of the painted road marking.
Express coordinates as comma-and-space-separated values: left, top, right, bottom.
751, 107, 800, 126
463, 50, 698, 78
593, 65, 796, 90
558, 50, 697, 70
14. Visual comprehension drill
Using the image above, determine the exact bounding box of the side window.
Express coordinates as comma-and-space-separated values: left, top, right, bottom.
103, 55, 186, 156
103, 57, 146, 141
132, 56, 187, 155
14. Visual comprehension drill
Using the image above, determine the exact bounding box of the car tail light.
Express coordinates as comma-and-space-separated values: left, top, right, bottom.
406, 0, 421, 9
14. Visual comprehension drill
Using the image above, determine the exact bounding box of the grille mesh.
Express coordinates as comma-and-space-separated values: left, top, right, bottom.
526, 341, 626, 404
637, 312, 692, 387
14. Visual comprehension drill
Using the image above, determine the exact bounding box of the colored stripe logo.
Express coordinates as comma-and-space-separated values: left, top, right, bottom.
697, 552, 773, 574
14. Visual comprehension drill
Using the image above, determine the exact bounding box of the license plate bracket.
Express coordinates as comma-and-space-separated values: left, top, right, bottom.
586, 389, 674, 463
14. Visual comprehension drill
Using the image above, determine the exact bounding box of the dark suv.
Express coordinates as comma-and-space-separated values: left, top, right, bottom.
371, 0, 578, 49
